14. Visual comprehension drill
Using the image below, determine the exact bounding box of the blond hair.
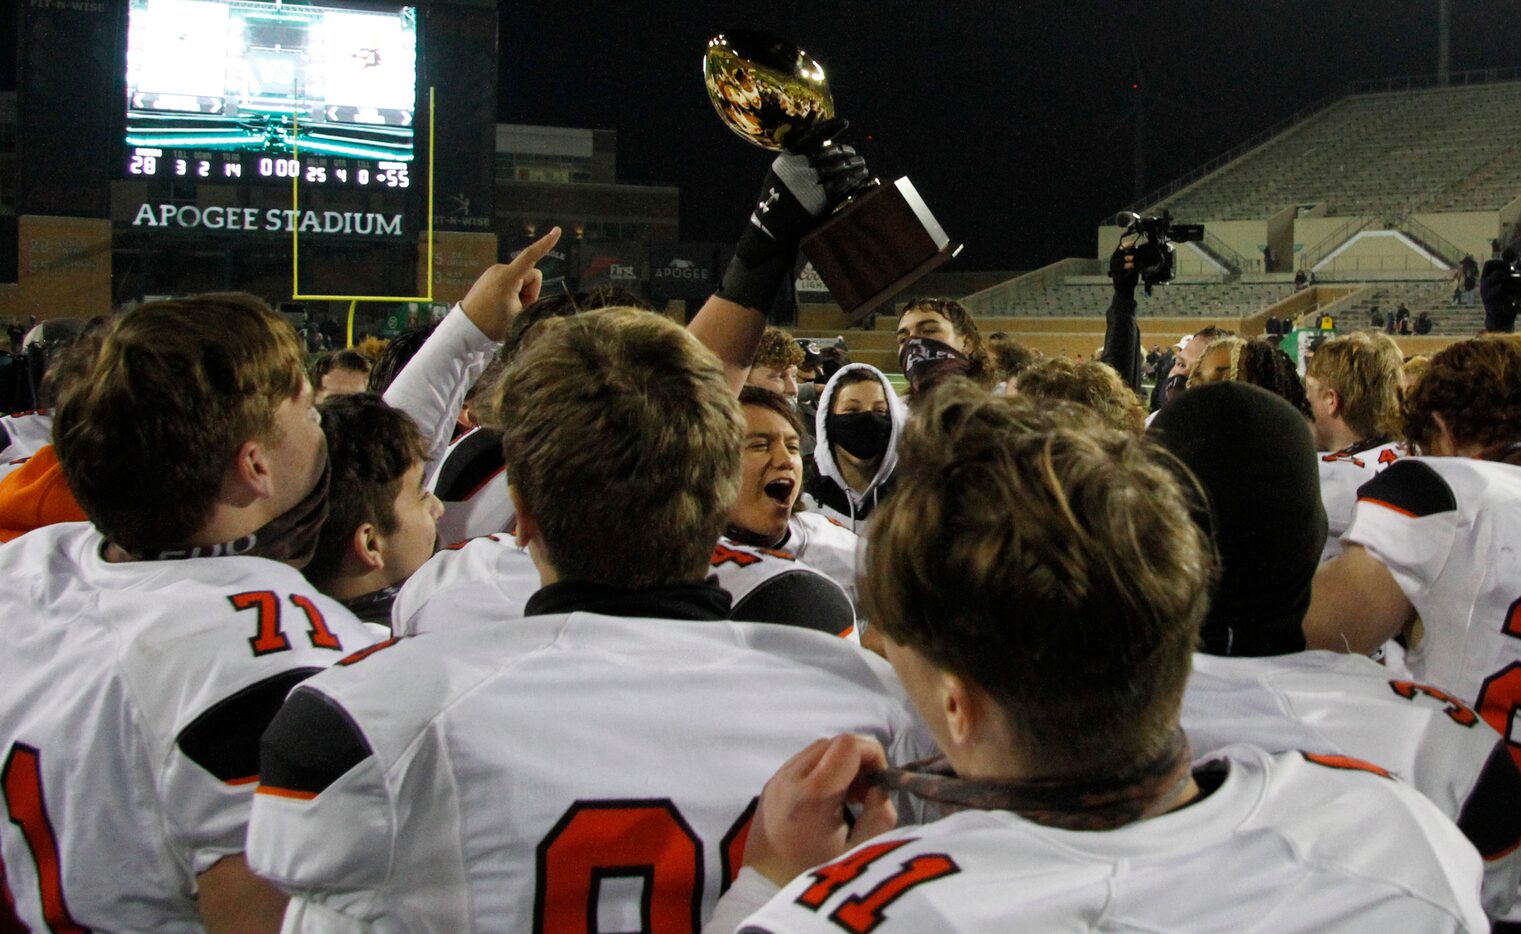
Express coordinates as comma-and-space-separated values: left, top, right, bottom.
862, 381, 1212, 775
1305, 331, 1403, 440
54, 294, 306, 554
1013, 357, 1146, 434
495, 310, 743, 588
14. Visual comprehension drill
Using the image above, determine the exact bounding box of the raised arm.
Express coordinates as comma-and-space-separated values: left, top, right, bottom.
690, 121, 868, 395
382, 229, 561, 479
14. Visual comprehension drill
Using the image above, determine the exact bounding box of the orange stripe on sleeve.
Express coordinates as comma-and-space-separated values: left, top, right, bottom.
255, 785, 319, 801
1356, 496, 1419, 518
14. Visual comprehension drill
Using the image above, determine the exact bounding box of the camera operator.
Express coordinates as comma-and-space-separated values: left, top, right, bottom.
1101, 232, 1145, 393
1103, 212, 1205, 396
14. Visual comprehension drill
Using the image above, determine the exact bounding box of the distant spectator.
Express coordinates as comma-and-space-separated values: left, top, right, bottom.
1396, 316, 1412, 336
1294, 269, 1309, 291
1481, 248, 1519, 333
1384, 312, 1396, 334
1395, 303, 1410, 325
1414, 311, 1433, 335
312, 349, 373, 404
1262, 245, 1275, 271
1368, 305, 1383, 329
1461, 254, 1480, 306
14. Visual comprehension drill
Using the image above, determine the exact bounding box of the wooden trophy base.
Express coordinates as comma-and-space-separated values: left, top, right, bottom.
800, 176, 961, 324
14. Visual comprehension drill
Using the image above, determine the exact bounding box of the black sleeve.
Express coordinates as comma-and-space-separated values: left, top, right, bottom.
1457, 740, 1521, 861
258, 686, 374, 796
176, 667, 323, 784
431, 427, 506, 502
731, 571, 855, 638
1101, 288, 1142, 393
1355, 460, 1458, 518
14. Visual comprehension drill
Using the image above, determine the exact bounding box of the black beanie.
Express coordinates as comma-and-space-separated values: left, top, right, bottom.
1149, 382, 1327, 656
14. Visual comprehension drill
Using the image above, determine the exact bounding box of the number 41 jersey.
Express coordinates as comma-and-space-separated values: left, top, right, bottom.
730, 746, 1487, 933
248, 612, 936, 933
0, 522, 375, 932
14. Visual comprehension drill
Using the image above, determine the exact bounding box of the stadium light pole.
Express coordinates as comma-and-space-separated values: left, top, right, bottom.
1437, 0, 1451, 86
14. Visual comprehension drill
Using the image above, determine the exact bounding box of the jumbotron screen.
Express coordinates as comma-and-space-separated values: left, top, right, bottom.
124, 0, 417, 189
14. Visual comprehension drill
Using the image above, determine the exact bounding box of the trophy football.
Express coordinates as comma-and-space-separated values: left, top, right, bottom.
704, 30, 961, 322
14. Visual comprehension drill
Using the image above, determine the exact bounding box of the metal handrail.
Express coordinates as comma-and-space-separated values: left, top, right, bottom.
1200, 231, 1247, 273
1300, 215, 1377, 271
1394, 215, 1466, 267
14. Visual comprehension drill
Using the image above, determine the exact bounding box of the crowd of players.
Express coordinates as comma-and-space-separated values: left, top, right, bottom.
0, 123, 1519, 934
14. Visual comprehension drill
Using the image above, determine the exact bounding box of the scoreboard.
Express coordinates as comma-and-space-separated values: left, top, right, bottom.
123, 0, 418, 190
126, 149, 412, 189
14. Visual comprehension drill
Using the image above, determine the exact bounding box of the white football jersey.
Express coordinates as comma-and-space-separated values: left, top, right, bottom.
426, 426, 514, 546
380, 305, 493, 482
390, 532, 539, 636
728, 745, 1487, 933
711, 538, 858, 641
1343, 457, 1521, 759
0, 410, 52, 464
247, 613, 937, 932
1317, 439, 1403, 561
0, 522, 376, 932
784, 512, 861, 608
1183, 650, 1521, 919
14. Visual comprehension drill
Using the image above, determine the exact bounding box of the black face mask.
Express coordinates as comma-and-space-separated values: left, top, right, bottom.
899, 337, 971, 397
826, 411, 892, 461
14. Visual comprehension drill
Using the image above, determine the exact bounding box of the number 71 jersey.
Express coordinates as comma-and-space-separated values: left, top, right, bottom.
0, 523, 375, 932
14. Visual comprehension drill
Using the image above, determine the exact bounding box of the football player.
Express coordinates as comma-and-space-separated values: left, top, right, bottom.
248, 310, 934, 931
1302, 331, 1406, 561
705, 383, 1486, 933
0, 295, 378, 932
300, 392, 442, 627
1155, 381, 1521, 921
727, 386, 864, 613
1306, 335, 1521, 763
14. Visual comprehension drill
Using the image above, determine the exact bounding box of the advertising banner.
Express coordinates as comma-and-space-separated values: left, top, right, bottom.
649, 242, 719, 301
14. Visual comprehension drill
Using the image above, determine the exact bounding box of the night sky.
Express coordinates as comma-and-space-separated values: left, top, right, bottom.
498, 1, 1521, 270
3, 2, 1519, 271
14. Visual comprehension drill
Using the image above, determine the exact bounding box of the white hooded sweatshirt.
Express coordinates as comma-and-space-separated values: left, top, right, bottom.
805, 363, 908, 533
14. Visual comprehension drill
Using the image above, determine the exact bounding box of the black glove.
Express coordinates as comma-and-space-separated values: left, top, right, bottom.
717, 118, 873, 313
1108, 240, 1141, 297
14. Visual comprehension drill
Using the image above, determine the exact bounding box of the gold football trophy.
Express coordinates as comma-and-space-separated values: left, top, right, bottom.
704, 30, 960, 322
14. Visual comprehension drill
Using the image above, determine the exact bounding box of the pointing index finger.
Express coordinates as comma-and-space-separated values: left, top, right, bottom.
510, 226, 562, 272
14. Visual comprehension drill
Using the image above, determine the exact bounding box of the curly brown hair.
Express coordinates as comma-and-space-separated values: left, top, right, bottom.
1401, 334, 1521, 453
752, 325, 805, 371
1013, 357, 1146, 435
862, 381, 1212, 776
